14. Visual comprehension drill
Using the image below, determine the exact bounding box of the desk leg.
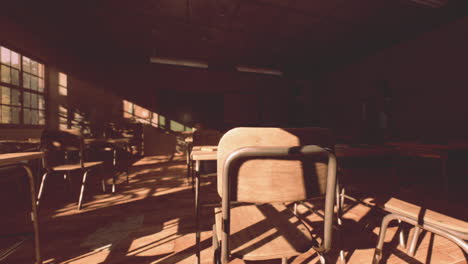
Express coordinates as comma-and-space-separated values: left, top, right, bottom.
22, 165, 41, 264
195, 160, 201, 264
186, 148, 191, 185
112, 148, 117, 194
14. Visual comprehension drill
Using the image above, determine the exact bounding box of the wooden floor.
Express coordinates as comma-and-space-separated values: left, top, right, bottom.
0, 155, 466, 264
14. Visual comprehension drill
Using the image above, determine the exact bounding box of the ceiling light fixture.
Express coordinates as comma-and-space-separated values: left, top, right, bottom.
236, 65, 283, 76
149, 57, 208, 69
408, 0, 448, 8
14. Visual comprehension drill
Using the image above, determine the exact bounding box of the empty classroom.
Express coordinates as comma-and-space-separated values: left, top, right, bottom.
0, 1, 467, 264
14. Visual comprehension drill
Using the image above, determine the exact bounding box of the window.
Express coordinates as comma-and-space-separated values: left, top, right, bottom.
0, 46, 45, 125
170, 120, 184, 132
121, 100, 191, 131
58, 72, 67, 96
123, 100, 167, 129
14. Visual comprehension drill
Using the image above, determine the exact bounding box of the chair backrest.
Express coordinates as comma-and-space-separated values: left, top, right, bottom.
217, 127, 334, 203
193, 129, 223, 146
40, 129, 84, 169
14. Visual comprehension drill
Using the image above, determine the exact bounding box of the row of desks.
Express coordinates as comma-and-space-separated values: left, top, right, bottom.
0, 138, 132, 263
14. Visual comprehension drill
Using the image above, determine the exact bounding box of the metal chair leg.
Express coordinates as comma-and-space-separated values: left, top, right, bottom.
101, 177, 106, 193
407, 226, 421, 256
398, 220, 407, 249
78, 170, 89, 210
373, 214, 396, 264
213, 224, 220, 264
111, 173, 116, 193
318, 253, 326, 264
336, 182, 346, 263
36, 172, 49, 207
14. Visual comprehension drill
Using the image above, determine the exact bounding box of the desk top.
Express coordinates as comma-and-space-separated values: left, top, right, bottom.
335, 144, 397, 158
84, 138, 131, 146
0, 152, 44, 167
191, 149, 217, 161
192, 145, 217, 151
386, 141, 468, 151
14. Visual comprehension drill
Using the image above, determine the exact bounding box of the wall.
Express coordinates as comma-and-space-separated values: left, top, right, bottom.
142, 125, 177, 156
317, 16, 468, 141
155, 67, 311, 130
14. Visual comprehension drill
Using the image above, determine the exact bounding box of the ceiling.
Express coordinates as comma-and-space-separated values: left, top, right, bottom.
2, 0, 468, 78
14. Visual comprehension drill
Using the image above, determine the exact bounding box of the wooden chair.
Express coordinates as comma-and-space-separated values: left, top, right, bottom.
373, 198, 468, 263
213, 127, 337, 264
36, 129, 105, 210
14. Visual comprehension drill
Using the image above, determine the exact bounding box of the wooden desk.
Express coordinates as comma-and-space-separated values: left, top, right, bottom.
335, 144, 397, 158
385, 142, 468, 195
190, 147, 217, 264
0, 152, 43, 264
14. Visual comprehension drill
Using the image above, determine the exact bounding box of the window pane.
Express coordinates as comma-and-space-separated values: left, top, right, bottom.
134, 105, 143, 117
11, 68, 19, 85
31, 76, 38, 91
39, 110, 45, 125
1, 105, 11, 123
170, 120, 184, 132
123, 100, 133, 113
11, 106, 20, 124
1, 86, 10, 105
11, 51, 20, 69
24, 92, 31, 107
38, 78, 44, 92
124, 112, 132, 119
11, 89, 20, 106
151, 112, 158, 126
31, 109, 39, 124
159, 115, 166, 128
1, 65, 11, 83
38, 64, 44, 77
0, 47, 11, 65
59, 86, 67, 96
23, 108, 31, 124
31, 93, 38, 108
23, 73, 30, 88
38, 95, 45, 109
22, 57, 31, 73
30, 60, 38, 75
59, 72, 67, 87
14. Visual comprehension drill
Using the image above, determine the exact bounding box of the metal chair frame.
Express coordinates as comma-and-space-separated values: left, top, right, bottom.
214, 145, 337, 264
36, 130, 104, 210
373, 211, 468, 263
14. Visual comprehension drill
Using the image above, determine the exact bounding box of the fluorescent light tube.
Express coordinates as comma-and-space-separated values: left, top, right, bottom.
236, 65, 283, 76
150, 57, 208, 69
409, 0, 447, 8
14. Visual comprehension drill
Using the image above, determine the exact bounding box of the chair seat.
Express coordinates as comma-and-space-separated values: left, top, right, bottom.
51, 161, 104, 171
215, 203, 313, 261
384, 198, 468, 235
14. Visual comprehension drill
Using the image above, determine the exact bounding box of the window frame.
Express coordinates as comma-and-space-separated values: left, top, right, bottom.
0, 44, 47, 128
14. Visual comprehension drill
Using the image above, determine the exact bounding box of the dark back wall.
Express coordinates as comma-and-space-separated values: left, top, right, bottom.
316, 16, 468, 141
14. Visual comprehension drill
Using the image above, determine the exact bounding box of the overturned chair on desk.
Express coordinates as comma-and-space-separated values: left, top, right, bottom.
212, 127, 340, 264
373, 197, 468, 263
36, 129, 105, 210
